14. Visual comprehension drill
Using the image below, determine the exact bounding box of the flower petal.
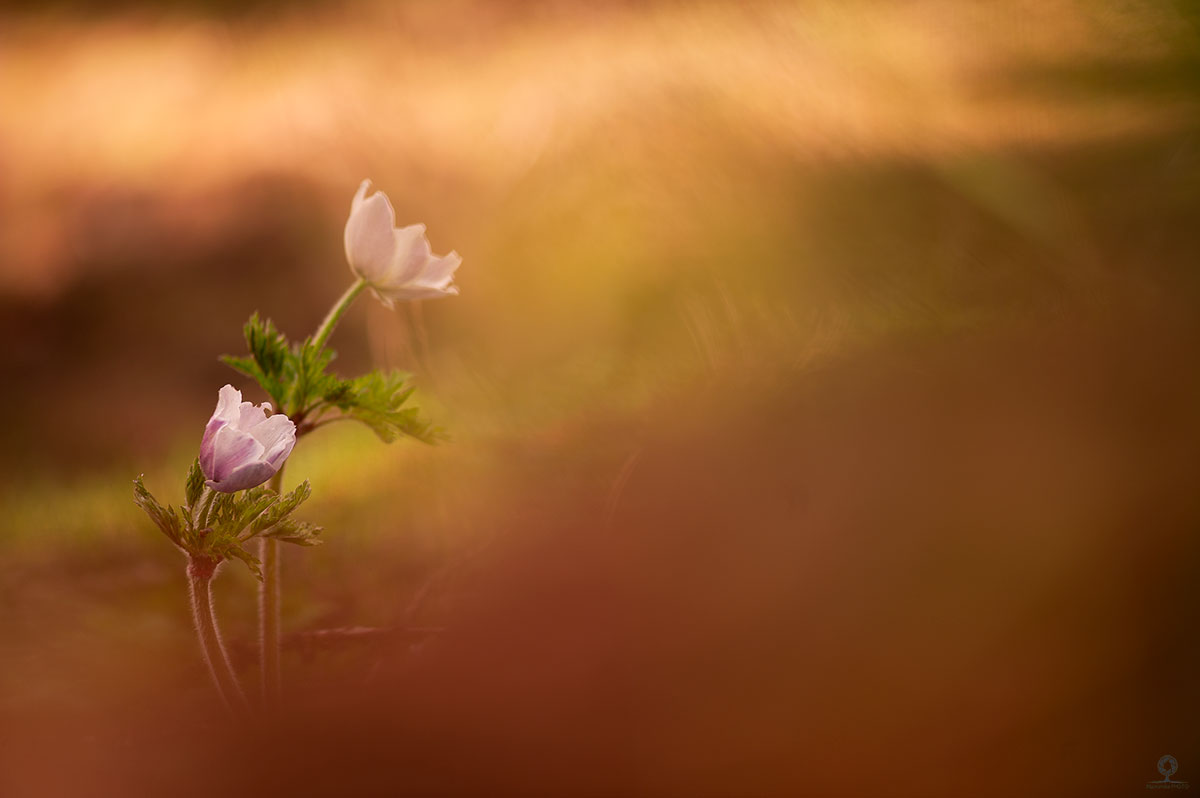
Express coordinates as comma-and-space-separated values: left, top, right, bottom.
344, 187, 398, 282
214, 384, 242, 424
265, 435, 296, 470
197, 384, 296, 492
376, 282, 460, 302
210, 461, 276, 493
414, 250, 461, 289
199, 418, 225, 479
250, 413, 297, 467
238, 400, 269, 430
208, 424, 265, 482
350, 178, 372, 213
386, 224, 430, 285
343, 181, 462, 308
200, 385, 243, 480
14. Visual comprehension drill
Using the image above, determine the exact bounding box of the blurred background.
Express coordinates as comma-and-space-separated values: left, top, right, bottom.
1, 0, 1199, 794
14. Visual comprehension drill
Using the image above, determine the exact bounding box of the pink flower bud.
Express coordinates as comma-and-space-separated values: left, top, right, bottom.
199, 385, 296, 494
343, 179, 461, 308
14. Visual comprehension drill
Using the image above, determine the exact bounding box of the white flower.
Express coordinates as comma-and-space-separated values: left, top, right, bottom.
199, 385, 296, 493
343, 179, 461, 307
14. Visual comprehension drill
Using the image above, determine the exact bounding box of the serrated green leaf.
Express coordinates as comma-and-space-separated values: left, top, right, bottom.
133, 476, 184, 547
232, 490, 281, 540
322, 370, 438, 444
221, 313, 293, 408
263, 518, 323, 546
291, 337, 340, 414
220, 354, 285, 404
184, 459, 205, 508
219, 354, 258, 379
251, 480, 312, 535
322, 379, 355, 405
223, 545, 264, 580
209, 492, 239, 527
246, 312, 290, 378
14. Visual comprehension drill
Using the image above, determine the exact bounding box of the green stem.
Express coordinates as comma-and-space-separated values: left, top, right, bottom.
254, 279, 365, 708
188, 557, 248, 717
259, 464, 286, 708
311, 278, 367, 353
306, 414, 355, 433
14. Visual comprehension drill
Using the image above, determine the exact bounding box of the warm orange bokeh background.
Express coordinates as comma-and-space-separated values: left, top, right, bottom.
1, 1, 1198, 795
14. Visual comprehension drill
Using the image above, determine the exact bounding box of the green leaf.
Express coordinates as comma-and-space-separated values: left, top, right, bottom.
219, 353, 265, 383
246, 312, 290, 379
263, 518, 323, 547
222, 544, 264, 580
221, 313, 292, 408
208, 492, 240, 528
325, 370, 439, 444
251, 480, 312, 535
321, 378, 356, 405
232, 488, 280, 539
133, 476, 184, 548
291, 337, 340, 414
184, 459, 205, 508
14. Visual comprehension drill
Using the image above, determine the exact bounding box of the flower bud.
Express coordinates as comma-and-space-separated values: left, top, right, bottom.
343, 179, 461, 307
199, 385, 296, 493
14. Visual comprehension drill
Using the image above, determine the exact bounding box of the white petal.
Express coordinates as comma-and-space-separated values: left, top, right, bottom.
386, 224, 430, 285
342, 180, 463, 308
414, 250, 461, 288
213, 384, 242, 424
237, 400, 268, 430
344, 189, 398, 282
350, 179, 372, 213
250, 413, 296, 462
377, 282, 460, 302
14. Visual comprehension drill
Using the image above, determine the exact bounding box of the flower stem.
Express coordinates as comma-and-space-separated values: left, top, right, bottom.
311, 278, 367, 353
188, 556, 248, 717
259, 464, 286, 709
254, 279, 365, 708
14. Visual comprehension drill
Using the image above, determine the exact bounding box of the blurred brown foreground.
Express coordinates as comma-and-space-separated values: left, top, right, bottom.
5, 309, 1199, 796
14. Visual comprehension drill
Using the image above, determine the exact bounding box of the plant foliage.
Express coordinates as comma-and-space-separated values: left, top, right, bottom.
134, 461, 321, 579
221, 313, 439, 443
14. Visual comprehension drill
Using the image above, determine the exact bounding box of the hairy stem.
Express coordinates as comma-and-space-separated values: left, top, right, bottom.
188, 557, 248, 717
259, 464, 286, 708
311, 278, 367, 353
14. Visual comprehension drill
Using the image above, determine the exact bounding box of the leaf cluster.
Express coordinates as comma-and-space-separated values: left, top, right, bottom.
221, 313, 439, 443
134, 459, 321, 578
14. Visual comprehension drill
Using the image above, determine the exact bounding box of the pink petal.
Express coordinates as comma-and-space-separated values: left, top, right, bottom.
209, 424, 265, 482
210, 461, 276, 493
199, 418, 225, 479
